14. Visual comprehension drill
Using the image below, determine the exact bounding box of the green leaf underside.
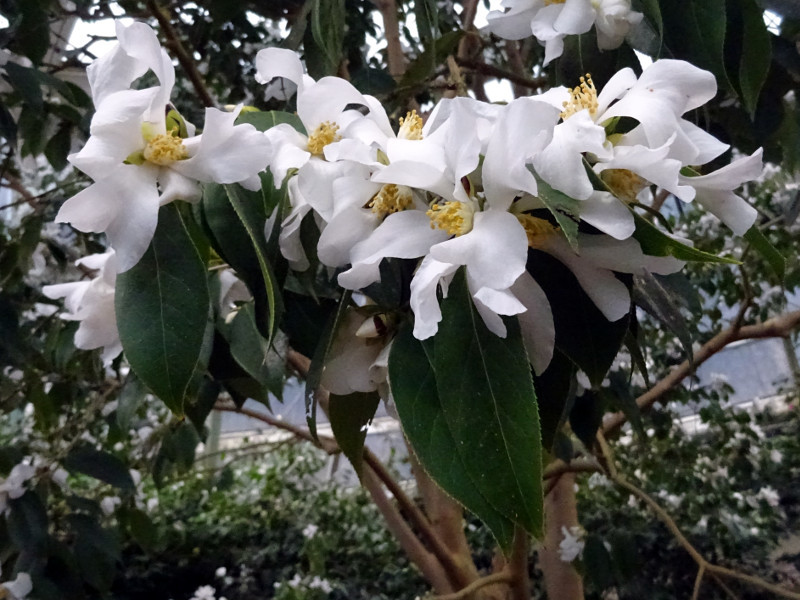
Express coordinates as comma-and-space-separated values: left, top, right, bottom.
116, 204, 211, 416
744, 225, 785, 280
737, 0, 772, 117
432, 269, 543, 539
235, 110, 305, 134
389, 326, 516, 551
224, 184, 284, 345
329, 391, 380, 477
532, 172, 580, 251
632, 213, 740, 264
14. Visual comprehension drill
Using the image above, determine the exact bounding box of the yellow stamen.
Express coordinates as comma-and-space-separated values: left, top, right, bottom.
601, 169, 647, 203
142, 132, 188, 166
398, 110, 423, 140
307, 121, 341, 156
517, 214, 557, 249
427, 201, 475, 236
561, 74, 598, 120
367, 184, 414, 219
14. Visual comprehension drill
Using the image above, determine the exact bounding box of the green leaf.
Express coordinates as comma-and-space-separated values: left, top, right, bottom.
225, 302, 285, 399
44, 124, 72, 171
8, 492, 48, 553
311, 0, 345, 73
744, 225, 785, 280
120, 507, 159, 551
433, 269, 543, 539
534, 350, 576, 454
389, 326, 516, 551
660, 0, 730, 90
329, 391, 380, 477
4, 62, 43, 109
282, 291, 338, 358
527, 250, 629, 387
632, 213, 740, 264
531, 171, 580, 251
632, 271, 694, 365
224, 184, 284, 343
569, 390, 606, 448
11, 0, 50, 65
117, 373, 147, 431
631, 0, 663, 49
235, 110, 306, 134
414, 0, 439, 44
583, 535, 616, 590
116, 204, 212, 415
305, 290, 352, 440
68, 514, 120, 592
737, 0, 772, 117
64, 446, 135, 493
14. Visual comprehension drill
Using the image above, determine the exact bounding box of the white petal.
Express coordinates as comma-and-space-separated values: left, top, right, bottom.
255, 47, 312, 93
430, 210, 528, 291
157, 169, 201, 205
320, 309, 384, 395
3, 572, 33, 599
579, 191, 635, 239
318, 206, 378, 268
578, 234, 684, 274
409, 256, 459, 340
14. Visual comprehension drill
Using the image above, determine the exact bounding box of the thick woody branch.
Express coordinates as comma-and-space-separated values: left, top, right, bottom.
146, 0, 215, 108
432, 572, 514, 600
602, 309, 800, 436
371, 0, 407, 80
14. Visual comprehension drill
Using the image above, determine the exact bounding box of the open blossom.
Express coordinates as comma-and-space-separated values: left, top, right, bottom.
42, 251, 121, 364
485, 0, 642, 65
0, 463, 35, 515
57, 21, 270, 272
558, 525, 585, 562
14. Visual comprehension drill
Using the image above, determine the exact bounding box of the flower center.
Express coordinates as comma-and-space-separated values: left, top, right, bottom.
601, 168, 647, 203
142, 132, 188, 166
398, 110, 423, 140
367, 184, 414, 219
307, 121, 341, 156
517, 214, 557, 249
561, 74, 598, 120
427, 201, 475, 236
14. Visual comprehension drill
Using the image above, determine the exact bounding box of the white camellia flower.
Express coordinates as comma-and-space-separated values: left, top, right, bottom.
0, 567, 32, 600
42, 251, 121, 364
57, 22, 270, 272
484, 0, 642, 65
0, 463, 35, 515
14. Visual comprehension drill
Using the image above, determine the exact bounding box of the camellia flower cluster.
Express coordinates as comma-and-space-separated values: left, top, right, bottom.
47, 21, 763, 397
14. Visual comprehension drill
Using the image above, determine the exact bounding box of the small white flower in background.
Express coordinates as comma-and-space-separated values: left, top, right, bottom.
771, 449, 784, 464
302, 523, 319, 539
757, 486, 780, 508
214, 567, 226, 579
191, 585, 216, 600
558, 525, 585, 562
308, 576, 333, 593
42, 251, 121, 365
0, 463, 36, 514
100, 496, 121, 516
587, 472, 610, 489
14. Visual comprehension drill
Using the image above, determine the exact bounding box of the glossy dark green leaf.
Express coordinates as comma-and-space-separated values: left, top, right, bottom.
311, 0, 345, 73
120, 507, 159, 551
3, 62, 43, 109
527, 250, 629, 387
44, 124, 72, 171
744, 225, 785, 280
235, 110, 305, 134
305, 290, 351, 440
661, 0, 730, 90
389, 326, 516, 551
532, 171, 580, 251
153, 422, 199, 486
737, 0, 772, 117
12, 0, 50, 65
226, 302, 284, 398
116, 204, 212, 415
433, 270, 543, 539
282, 290, 338, 358
329, 391, 380, 477
535, 349, 577, 453
224, 183, 284, 343
414, 0, 439, 45
117, 373, 147, 431
8, 492, 48, 552
68, 514, 120, 592
632, 213, 739, 264
569, 390, 605, 449
64, 446, 135, 492
632, 271, 694, 365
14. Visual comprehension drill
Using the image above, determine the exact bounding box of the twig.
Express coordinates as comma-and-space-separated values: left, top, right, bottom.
597, 433, 800, 599
432, 572, 514, 600
543, 457, 601, 480
504, 40, 527, 98
692, 565, 706, 600
145, 0, 215, 108
710, 573, 740, 600
454, 56, 547, 90
602, 309, 800, 436
1, 174, 39, 209
650, 188, 670, 213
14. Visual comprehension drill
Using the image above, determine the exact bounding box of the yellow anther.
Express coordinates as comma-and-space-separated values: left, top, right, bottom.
427, 201, 475, 236
367, 184, 414, 219
561, 74, 598, 120
601, 169, 647, 203
517, 214, 557, 249
307, 121, 341, 156
398, 110, 423, 140
142, 132, 188, 166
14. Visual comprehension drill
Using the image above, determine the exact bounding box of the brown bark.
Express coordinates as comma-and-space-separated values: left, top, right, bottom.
539, 474, 584, 600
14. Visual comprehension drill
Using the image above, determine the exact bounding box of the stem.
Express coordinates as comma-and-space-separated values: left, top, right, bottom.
539, 474, 584, 600
432, 573, 514, 600
509, 526, 531, 600
692, 565, 706, 600
146, 0, 215, 108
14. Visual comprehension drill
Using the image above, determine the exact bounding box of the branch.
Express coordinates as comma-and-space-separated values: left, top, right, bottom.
1, 174, 39, 209
454, 57, 547, 90
602, 309, 800, 436
146, 0, 215, 108
371, 0, 407, 80
597, 433, 800, 600
432, 572, 514, 600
